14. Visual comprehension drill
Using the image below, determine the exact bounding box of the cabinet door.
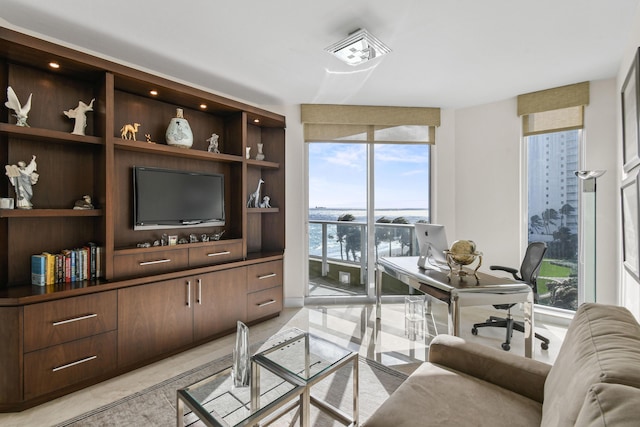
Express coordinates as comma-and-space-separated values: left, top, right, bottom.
193, 268, 247, 342
118, 278, 193, 367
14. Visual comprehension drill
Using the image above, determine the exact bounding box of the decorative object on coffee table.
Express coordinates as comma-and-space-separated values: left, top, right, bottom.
4, 86, 32, 127
232, 321, 250, 388
5, 155, 38, 209
166, 108, 193, 148
63, 98, 95, 135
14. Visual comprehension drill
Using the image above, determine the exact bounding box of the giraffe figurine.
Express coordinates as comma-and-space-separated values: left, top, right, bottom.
246, 179, 264, 208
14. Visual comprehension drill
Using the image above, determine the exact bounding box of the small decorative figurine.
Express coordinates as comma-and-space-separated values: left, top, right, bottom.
144, 134, 156, 144
201, 234, 210, 242
120, 123, 141, 140
245, 147, 251, 159
5, 155, 38, 209
64, 98, 95, 135
259, 195, 271, 208
4, 86, 32, 127
206, 133, 220, 153
178, 237, 189, 244
246, 178, 264, 208
256, 143, 265, 161
73, 195, 94, 210
161, 234, 169, 246
189, 233, 199, 243
211, 230, 225, 241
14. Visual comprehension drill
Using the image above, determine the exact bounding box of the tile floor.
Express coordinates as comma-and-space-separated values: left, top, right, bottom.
0, 303, 567, 426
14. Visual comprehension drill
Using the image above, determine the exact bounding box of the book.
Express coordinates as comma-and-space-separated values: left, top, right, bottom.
31, 254, 46, 286
42, 252, 56, 285
87, 242, 97, 280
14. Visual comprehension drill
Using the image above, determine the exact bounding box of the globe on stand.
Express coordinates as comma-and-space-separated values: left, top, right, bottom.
445, 240, 483, 283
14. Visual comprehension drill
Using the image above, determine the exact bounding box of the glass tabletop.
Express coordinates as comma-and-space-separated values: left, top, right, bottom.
178, 366, 301, 427
252, 328, 354, 384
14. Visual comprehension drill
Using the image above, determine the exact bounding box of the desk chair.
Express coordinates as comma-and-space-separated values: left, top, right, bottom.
471, 242, 551, 351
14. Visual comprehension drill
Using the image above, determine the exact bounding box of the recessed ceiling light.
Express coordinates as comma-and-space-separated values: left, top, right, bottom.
254, 119, 260, 123
200, 104, 207, 109
149, 90, 158, 96
325, 28, 391, 66
49, 62, 60, 69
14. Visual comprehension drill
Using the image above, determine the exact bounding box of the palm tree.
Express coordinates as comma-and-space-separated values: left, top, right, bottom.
529, 214, 544, 234
375, 217, 392, 257
337, 214, 360, 261
541, 208, 559, 234
392, 217, 410, 255
559, 203, 575, 227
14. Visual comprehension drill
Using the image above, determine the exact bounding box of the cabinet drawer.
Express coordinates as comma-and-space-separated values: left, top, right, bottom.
189, 241, 243, 268
24, 291, 117, 353
113, 248, 189, 278
247, 286, 282, 322
247, 260, 283, 293
24, 330, 117, 400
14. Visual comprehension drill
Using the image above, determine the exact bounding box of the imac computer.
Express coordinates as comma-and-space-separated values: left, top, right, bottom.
416, 223, 449, 269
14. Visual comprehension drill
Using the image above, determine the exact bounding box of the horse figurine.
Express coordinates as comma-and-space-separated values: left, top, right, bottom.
120, 123, 141, 140
247, 179, 264, 208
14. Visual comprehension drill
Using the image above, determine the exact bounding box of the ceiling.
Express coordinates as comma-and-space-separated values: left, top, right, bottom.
1, 0, 639, 109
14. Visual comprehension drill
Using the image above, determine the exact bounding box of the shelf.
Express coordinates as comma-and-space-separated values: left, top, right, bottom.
0, 123, 103, 146
113, 138, 244, 163
247, 159, 280, 169
247, 208, 280, 214
0, 209, 103, 218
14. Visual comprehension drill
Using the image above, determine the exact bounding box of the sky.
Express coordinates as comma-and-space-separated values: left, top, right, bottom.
308, 143, 430, 209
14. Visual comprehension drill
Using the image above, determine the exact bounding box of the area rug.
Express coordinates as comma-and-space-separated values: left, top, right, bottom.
55, 354, 407, 426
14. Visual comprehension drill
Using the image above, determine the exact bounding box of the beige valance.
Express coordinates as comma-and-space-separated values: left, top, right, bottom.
518, 82, 589, 136
301, 104, 440, 144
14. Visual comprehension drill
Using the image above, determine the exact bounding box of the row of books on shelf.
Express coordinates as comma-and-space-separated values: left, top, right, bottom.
31, 243, 104, 286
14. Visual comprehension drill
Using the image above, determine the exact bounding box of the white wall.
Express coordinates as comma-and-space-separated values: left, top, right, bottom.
617, 4, 640, 318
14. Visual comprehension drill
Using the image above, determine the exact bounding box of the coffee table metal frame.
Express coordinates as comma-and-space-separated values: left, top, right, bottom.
176, 365, 304, 427
252, 329, 359, 427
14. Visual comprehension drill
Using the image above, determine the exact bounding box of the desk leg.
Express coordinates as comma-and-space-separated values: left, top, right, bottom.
176, 395, 184, 427
353, 356, 359, 426
448, 295, 460, 336
300, 389, 310, 427
523, 290, 534, 359
376, 266, 382, 319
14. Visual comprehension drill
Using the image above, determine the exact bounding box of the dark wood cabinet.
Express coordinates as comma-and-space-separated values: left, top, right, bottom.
0, 27, 285, 411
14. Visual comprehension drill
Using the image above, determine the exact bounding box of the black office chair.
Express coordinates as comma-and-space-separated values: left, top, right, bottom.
471, 242, 550, 351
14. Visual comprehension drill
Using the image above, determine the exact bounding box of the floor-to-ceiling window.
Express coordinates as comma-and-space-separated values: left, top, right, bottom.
526, 130, 581, 310
307, 142, 430, 298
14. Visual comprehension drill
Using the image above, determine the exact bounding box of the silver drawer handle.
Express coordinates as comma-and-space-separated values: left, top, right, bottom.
207, 251, 231, 257
52, 355, 97, 372
258, 273, 277, 280
52, 313, 97, 326
139, 259, 171, 266
257, 299, 276, 308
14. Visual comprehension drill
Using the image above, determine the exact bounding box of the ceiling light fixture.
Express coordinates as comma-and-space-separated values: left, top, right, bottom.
49, 62, 60, 69
325, 28, 391, 66
149, 90, 158, 96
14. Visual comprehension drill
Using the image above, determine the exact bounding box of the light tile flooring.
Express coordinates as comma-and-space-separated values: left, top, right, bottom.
0, 303, 567, 426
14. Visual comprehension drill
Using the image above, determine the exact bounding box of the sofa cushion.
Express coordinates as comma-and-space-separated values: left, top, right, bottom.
575, 383, 640, 427
363, 362, 542, 427
542, 303, 640, 427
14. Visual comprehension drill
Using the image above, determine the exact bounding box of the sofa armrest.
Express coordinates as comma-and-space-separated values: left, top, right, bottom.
428, 334, 551, 403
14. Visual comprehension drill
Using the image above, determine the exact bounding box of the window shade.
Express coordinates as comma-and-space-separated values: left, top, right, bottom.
301, 104, 440, 144
518, 82, 589, 136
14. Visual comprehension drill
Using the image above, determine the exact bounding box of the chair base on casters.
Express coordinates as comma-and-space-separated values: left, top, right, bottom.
472, 314, 550, 351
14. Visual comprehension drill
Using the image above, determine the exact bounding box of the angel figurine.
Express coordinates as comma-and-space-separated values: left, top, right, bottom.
4, 86, 32, 127
5, 155, 38, 209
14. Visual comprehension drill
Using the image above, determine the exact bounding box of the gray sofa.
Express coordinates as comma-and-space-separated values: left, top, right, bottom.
363, 303, 640, 427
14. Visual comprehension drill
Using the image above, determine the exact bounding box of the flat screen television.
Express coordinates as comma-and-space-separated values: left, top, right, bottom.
133, 166, 225, 231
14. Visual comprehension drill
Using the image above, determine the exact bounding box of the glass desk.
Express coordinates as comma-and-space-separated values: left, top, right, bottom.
252, 328, 359, 427
177, 364, 304, 427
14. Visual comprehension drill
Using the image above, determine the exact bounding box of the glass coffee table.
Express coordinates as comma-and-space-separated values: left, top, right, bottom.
252, 328, 359, 427
177, 328, 358, 427
176, 364, 304, 427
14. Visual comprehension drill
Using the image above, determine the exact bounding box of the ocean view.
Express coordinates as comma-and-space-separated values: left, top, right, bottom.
308, 208, 428, 259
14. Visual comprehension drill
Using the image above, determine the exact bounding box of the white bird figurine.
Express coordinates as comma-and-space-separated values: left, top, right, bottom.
5, 86, 32, 127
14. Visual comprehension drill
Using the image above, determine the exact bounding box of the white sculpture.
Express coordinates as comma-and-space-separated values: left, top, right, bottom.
206, 133, 220, 153
4, 86, 32, 127
120, 123, 141, 140
5, 155, 38, 209
259, 195, 271, 208
247, 178, 264, 208
256, 143, 265, 161
64, 98, 95, 135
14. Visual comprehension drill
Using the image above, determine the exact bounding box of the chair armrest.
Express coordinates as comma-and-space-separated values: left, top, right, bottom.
428, 335, 551, 403
490, 265, 519, 280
